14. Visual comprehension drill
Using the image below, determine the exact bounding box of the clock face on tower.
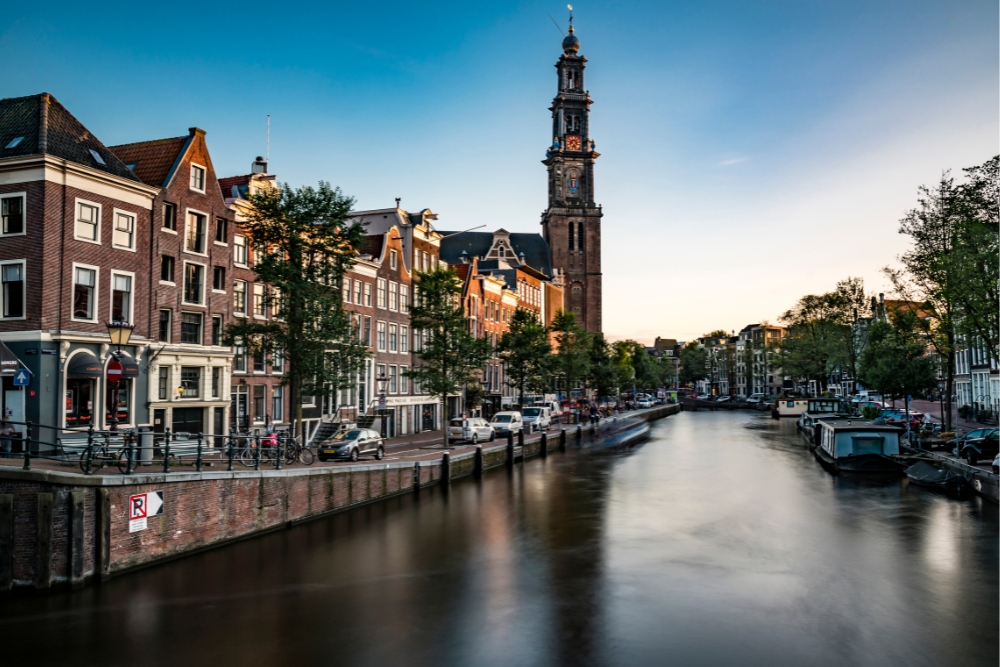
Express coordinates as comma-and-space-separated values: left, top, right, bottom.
565, 135, 582, 151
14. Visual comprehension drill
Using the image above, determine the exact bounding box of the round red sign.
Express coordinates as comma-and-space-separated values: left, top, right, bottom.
107, 360, 124, 382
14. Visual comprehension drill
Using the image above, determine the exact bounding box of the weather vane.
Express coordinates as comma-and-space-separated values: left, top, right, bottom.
568, 4, 574, 30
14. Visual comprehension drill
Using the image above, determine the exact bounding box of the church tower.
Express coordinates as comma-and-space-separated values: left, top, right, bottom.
541, 15, 603, 333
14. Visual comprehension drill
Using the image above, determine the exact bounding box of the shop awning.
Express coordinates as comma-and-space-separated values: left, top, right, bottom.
67, 352, 103, 378
118, 352, 140, 377
0, 340, 20, 376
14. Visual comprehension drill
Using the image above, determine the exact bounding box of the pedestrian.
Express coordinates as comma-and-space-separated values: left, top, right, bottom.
0, 416, 13, 459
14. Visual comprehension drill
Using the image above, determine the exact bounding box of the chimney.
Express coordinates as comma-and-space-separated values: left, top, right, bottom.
252, 156, 267, 174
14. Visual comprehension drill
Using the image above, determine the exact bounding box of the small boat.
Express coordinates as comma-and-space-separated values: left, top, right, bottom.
905, 461, 967, 497
588, 417, 650, 452
814, 419, 904, 474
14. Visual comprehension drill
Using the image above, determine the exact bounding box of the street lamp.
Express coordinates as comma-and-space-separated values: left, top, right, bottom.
376, 372, 389, 439
105, 320, 134, 433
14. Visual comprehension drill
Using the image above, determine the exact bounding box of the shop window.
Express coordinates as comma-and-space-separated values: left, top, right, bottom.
65, 378, 95, 427
105, 379, 131, 425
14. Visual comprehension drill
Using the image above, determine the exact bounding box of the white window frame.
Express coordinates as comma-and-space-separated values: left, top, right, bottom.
108, 269, 135, 324
233, 235, 249, 267
0, 192, 27, 237
399, 284, 409, 314
342, 277, 352, 304
377, 278, 387, 309
400, 365, 409, 394
189, 163, 207, 193
74, 198, 102, 245
181, 261, 207, 307
214, 217, 229, 247
111, 208, 137, 251
389, 281, 398, 312
233, 279, 248, 315
159, 255, 176, 286
71, 262, 100, 323
377, 320, 387, 352
0, 259, 27, 320
179, 311, 204, 346
390, 250, 398, 270
389, 323, 398, 353
161, 202, 178, 235
212, 266, 227, 294
400, 325, 409, 353
184, 208, 209, 256
252, 283, 267, 319
388, 365, 398, 394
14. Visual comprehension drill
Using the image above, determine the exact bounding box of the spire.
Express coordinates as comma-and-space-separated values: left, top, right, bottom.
562, 4, 580, 54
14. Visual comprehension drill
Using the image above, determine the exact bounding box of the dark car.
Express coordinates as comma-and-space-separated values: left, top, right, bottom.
318, 429, 384, 462
882, 410, 923, 428
950, 428, 998, 466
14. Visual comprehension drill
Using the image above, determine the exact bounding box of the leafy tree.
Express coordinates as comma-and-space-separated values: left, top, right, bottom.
498, 308, 552, 408
405, 267, 490, 447
777, 295, 840, 395
858, 310, 938, 422
586, 333, 618, 400
679, 342, 708, 386
550, 310, 591, 399
464, 381, 486, 415
223, 182, 368, 438
611, 340, 635, 400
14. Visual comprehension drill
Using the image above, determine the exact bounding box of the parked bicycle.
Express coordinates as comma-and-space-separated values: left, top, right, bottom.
78, 431, 132, 474
282, 433, 315, 466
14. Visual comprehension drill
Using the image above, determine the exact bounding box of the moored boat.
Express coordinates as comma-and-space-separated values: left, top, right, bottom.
772, 399, 809, 419
588, 417, 650, 452
904, 460, 967, 497
814, 419, 904, 474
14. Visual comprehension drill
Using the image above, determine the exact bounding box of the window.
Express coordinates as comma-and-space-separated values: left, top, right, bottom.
353, 280, 362, 305
1, 262, 25, 318
190, 164, 206, 192
181, 312, 203, 344
389, 365, 398, 394
272, 386, 284, 422
364, 283, 372, 307
377, 279, 387, 309
577, 222, 585, 251
183, 263, 204, 304
364, 316, 372, 346
163, 202, 177, 231
160, 255, 175, 283
272, 287, 284, 318
377, 364, 386, 389
233, 280, 247, 313
390, 250, 398, 270
389, 281, 398, 311
76, 201, 100, 242
113, 211, 135, 250
73, 266, 97, 320
158, 310, 171, 342
212, 367, 222, 398
272, 348, 284, 373
186, 212, 206, 253
215, 217, 228, 243
400, 366, 408, 393
342, 278, 352, 303
213, 266, 226, 291
1, 194, 25, 235
158, 367, 169, 400
253, 350, 265, 373
212, 315, 222, 346
400, 285, 409, 313
234, 235, 248, 265
377, 321, 387, 351
180, 367, 201, 398
389, 323, 398, 352
400, 325, 409, 353
253, 283, 266, 316
413, 328, 421, 351
111, 273, 132, 322
234, 347, 246, 372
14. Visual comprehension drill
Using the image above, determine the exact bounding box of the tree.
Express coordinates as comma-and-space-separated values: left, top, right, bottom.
550, 310, 591, 400
498, 308, 552, 408
611, 340, 635, 402
405, 267, 490, 447
679, 342, 708, 387
586, 333, 618, 401
778, 295, 839, 395
858, 310, 938, 424
223, 182, 368, 439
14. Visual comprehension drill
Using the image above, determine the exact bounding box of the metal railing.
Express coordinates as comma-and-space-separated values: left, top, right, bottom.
0, 420, 314, 475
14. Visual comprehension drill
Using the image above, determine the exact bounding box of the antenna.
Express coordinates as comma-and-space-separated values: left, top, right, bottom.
547, 12, 565, 36
265, 115, 270, 164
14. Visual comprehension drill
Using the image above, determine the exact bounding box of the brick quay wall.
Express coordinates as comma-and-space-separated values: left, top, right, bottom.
0, 404, 679, 592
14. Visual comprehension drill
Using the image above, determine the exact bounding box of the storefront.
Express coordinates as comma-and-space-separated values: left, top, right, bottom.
65, 352, 102, 429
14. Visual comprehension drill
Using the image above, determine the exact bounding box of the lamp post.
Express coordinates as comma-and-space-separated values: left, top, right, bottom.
376, 372, 389, 439
105, 320, 134, 433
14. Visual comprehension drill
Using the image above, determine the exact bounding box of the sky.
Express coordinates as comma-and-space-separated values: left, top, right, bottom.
3, 1, 996, 343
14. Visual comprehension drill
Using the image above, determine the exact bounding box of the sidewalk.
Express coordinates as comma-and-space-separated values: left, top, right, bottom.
908, 399, 988, 433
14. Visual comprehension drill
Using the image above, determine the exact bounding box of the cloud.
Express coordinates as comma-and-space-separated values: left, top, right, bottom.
716, 157, 748, 166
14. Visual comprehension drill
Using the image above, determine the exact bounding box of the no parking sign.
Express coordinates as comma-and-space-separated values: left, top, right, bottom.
128, 491, 163, 533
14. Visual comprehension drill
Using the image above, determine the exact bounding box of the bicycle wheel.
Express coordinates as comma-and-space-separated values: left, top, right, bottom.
238, 442, 256, 467
298, 447, 315, 465
115, 448, 131, 474
284, 445, 298, 465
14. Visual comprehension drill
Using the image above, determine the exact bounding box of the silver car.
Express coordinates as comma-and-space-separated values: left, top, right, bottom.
318, 429, 384, 462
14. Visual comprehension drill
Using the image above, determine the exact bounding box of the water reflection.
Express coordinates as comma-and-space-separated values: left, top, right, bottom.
0, 411, 996, 667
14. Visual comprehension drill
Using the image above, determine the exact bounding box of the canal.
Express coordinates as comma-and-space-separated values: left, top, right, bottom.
1, 411, 997, 666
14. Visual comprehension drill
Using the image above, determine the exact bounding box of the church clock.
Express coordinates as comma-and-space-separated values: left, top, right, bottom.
565, 135, 582, 151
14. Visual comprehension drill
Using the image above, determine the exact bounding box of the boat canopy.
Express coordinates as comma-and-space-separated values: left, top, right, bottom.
818, 421, 901, 459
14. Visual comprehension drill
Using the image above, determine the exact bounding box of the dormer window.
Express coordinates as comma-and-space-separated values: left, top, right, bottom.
124, 162, 137, 172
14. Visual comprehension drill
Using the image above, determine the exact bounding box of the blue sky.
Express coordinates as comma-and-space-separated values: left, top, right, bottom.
3, 1, 996, 342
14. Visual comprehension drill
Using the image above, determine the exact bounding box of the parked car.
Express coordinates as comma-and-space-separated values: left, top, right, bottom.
881, 410, 924, 427
716, 396, 731, 403
746, 393, 766, 404
318, 429, 384, 462
521, 407, 552, 432
637, 398, 655, 408
533, 400, 563, 423
448, 417, 495, 444
993, 453, 999, 475
952, 428, 999, 466
490, 411, 524, 436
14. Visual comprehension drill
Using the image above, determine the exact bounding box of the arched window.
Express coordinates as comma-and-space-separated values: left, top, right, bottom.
576, 222, 585, 251
568, 223, 575, 251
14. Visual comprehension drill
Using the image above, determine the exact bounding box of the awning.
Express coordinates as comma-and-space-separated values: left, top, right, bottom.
0, 340, 19, 376
67, 352, 103, 378
118, 352, 140, 377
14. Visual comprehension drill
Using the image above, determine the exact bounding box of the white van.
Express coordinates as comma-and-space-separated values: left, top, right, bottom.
490, 411, 524, 436
522, 406, 552, 432
534, 400, 563, 423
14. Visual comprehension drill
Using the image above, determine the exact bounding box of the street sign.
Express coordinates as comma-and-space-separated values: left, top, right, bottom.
128, 491, 164, 533
12, 369, 29, 387
378, 395, 386, 410
107, 360, 123, 383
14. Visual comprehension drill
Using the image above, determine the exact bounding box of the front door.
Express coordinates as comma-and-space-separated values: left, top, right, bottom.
213, 407, 225, 447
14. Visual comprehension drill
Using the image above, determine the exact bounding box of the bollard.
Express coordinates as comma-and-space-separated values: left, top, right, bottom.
227, 431, 235, 472
253, 434, 261, 471
474, 445, 484, 477
506, 432, 514, 468
274, 435, 281, 471
195, 433, 203, 472
163, 428, 171, 474
85, 427, 94, 475
540, 432, 548, 458
413, 462, 421, 490
576, 424, 582, 443
21, 421, 32, 471
125, 434, 135, 475
559, 429, 567, 452
517, 429, 524, 448
441, 451, 450, 486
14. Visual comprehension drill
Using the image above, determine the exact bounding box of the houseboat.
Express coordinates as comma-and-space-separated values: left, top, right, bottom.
772, 399, 809, 419
814, 419, 904, 474
797, 399, 852, 444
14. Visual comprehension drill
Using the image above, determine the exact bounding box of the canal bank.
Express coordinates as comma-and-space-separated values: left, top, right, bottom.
0, 404, 679, 592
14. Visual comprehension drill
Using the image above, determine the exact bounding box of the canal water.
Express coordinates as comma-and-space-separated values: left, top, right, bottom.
1, 411, 997, 666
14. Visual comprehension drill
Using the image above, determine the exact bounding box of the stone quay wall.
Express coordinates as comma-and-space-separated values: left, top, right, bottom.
0, 404, 679, 592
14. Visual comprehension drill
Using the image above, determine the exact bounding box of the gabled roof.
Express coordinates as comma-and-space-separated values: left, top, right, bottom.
439, 231, 553, 278
219, 174, 252, 200
109, 135, 188, 187
359, 235, 385, 260
0, 93, 140, 182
